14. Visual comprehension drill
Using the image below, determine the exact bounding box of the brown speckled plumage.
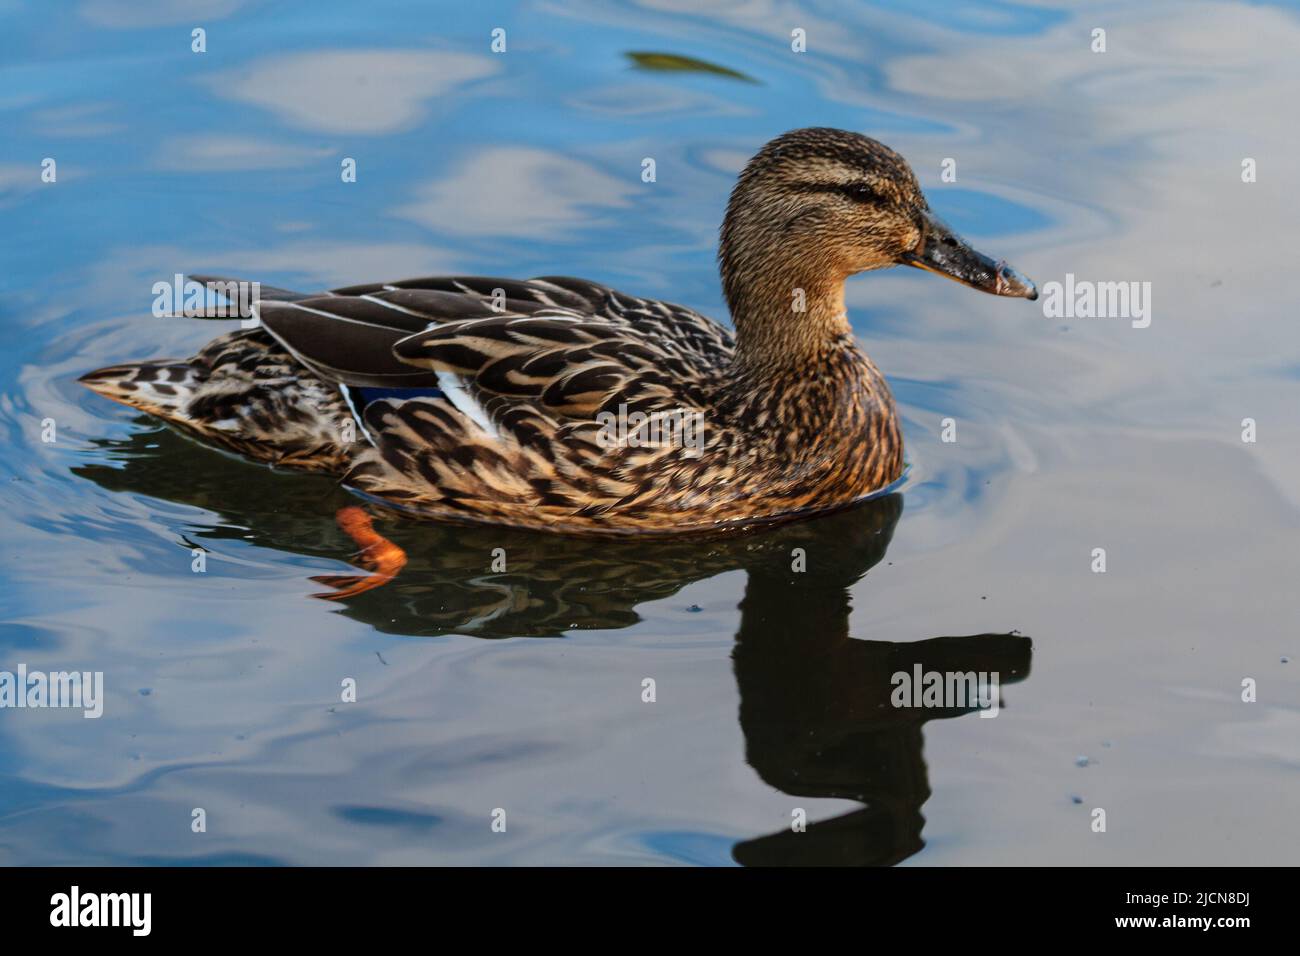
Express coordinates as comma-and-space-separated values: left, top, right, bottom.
81, 128, 1036, 536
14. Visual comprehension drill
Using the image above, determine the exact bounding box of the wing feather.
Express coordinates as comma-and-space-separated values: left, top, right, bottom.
173, 275, 738, 528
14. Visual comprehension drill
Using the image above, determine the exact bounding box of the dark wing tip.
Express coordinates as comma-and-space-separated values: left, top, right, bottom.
187, 275, 314, 302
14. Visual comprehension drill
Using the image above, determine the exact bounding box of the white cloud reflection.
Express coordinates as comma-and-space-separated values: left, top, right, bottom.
155, 135, 333, 171
80, 0, 246, 28
31, 102, 124, 138
210, 50, 498, 135
395, 147, 635, 238
0, 163, 83, 208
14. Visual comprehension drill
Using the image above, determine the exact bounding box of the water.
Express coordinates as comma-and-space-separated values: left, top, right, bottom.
2, 0, 1297, 865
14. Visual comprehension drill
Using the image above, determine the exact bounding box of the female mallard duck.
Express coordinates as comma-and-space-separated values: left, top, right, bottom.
82, 128, 1035, 552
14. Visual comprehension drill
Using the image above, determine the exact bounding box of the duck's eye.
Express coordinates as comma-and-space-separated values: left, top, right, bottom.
842, 182, 880, 203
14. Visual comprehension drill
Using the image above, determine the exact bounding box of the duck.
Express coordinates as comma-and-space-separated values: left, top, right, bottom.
81, 128, 1036, 580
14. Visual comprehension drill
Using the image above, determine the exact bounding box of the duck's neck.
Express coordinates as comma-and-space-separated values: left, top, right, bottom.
725, 266, 856, 378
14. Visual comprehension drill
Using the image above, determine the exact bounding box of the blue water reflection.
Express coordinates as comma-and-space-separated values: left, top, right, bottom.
2, 0, 1298, 866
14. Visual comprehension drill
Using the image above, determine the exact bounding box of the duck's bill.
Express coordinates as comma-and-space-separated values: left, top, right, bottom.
900, 211, 1037, 300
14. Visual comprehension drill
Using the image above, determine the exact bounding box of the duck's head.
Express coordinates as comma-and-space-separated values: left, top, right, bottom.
719, 128, 1036, 362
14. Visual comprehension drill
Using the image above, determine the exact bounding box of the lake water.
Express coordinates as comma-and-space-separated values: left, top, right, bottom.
1, 0, 1297, 865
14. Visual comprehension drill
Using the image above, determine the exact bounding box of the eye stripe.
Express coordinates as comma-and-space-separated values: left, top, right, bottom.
790, 181, 882, 202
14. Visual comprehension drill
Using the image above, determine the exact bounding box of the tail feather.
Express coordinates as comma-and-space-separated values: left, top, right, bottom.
79, 329, 356, 473
78, 360, 205, 418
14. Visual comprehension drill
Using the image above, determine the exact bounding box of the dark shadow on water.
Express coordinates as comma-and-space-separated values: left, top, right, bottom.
74, 423, 1033, 866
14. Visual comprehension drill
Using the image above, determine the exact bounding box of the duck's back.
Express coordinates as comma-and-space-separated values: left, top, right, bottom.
81, 276, 794, 533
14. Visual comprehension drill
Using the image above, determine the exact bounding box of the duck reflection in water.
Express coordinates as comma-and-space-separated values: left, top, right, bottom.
75, 424, 1033, 866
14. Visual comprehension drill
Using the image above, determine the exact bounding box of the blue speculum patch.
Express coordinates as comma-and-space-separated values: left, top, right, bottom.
349, 385, 447, 411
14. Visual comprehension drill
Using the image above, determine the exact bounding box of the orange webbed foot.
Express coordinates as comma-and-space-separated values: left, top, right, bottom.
310, 506, 408, 601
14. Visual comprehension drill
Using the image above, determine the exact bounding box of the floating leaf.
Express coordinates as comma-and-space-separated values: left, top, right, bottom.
625, 51, 758, 84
